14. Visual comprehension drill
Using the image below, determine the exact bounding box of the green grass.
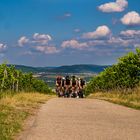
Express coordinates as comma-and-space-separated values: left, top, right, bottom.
88, 89, 140, 110
0, 92, 54, 140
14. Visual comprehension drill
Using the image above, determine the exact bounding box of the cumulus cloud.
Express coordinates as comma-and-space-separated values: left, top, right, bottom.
61, 40, 88, 50
0, 43, 7, 50
82, 25, 111, 39
18, 33, 52, 47
35, 46, 60, 54
0, 43, 7, 52
118, 30, 140, 47
61, 29, 140, 52
107, 37, 131, 47
0, 43, 7, 58
98, 0, 128, 13
88, 35, 140, 48
121, 11, 140, 26
18, 33, 59, 54
33, 33, 52, 45
18, 36, 29, 47
87, 36, 140, 50
120, 30, 140, 38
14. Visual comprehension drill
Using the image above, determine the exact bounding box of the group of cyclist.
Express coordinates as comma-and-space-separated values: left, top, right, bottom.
55, 75, 86, 98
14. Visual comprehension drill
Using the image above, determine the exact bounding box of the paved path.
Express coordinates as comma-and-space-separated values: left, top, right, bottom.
18, 98, 140, 140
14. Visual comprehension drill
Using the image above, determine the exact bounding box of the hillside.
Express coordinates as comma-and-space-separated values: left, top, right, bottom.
46, 64, 109, 73
8, 64, 109, 73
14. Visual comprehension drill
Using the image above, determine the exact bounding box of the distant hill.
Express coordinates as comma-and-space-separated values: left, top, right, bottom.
8, 64, 110, 74
46, 64, 109, 73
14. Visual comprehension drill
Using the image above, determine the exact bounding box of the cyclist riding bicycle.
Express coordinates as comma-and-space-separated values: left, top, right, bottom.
65, 75, 71, 97
56, 76, 62, 97
78, 78, 86, 98
61, 77, 65, 97
71, 75, 78, 98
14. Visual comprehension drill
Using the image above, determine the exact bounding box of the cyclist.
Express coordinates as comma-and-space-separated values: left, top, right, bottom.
65, 75, 71, 97
71, 75, 78, 98
55, 76, 62, 97
61, 77, 65, 97
78, 78, 86, 98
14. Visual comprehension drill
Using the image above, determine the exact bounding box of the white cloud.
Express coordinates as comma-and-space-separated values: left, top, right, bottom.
82, 25, 111, 39
33, 33, 52, 41
61, 28, 140, 52
18, 36, 29, 47
33, 33, 52, 45
107, 37, 131, 47
0, 43, 7, 50
0, 43, 7, 52
121, 11, 140, 26
85, 37, 131, 47
98, 0, 128, 13
18, 33, 52, 47
0, 43, 7, 58
18, 33, 60, 54
61, 40, 88, 50
120, 30, 140, 37
35, 46, 60, 54
88, 36, 139, 48
32, 33, 59, 54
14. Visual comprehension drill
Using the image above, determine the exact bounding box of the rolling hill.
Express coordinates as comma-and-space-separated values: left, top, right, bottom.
45, 64, 109, 73
8, 64, 109, 74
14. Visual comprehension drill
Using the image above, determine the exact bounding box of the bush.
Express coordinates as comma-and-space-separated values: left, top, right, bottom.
0, 64, 51, 94
32, 79, 51, 93
85, 49, 140, 95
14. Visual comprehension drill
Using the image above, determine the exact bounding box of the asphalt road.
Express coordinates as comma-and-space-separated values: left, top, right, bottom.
18, 98, 140, 140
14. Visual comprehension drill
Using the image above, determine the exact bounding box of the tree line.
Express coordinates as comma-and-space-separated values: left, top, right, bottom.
0, 63, 51, 94
85, 49, 140, 95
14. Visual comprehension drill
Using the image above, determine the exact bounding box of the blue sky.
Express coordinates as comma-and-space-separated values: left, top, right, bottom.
0, 0, 140, 66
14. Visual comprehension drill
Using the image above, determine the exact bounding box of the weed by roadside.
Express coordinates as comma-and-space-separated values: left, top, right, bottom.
0, 92, 54, 140
88, 89, 140, 110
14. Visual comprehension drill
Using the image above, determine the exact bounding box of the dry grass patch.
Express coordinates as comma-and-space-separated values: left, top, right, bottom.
0, 92, 54, 140
88, 89, 140, 110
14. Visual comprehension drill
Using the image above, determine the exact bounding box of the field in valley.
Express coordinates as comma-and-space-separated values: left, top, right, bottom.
34, 72, 95, 88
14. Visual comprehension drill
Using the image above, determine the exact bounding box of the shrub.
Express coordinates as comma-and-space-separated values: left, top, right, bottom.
0, 64, 51, 94
85, 49, 140, 95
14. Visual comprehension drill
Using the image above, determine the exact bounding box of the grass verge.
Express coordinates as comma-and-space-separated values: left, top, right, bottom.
0, 92, 54, 140
88, 91, 140, 110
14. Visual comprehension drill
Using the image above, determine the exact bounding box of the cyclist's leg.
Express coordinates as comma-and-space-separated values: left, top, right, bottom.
56, 86, 59, 97
65, 85, 69, 97
58, 85, 63, 97
80, 87, 84, 98
71, 86, 76, 98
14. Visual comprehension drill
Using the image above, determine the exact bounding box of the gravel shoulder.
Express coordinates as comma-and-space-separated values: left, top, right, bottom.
17, 98, 140, 140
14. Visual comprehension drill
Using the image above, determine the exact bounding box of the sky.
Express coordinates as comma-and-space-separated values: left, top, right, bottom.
0, 0, 140, 66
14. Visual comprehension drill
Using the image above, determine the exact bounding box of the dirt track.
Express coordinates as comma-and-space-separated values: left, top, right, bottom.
18, 98, 140, 140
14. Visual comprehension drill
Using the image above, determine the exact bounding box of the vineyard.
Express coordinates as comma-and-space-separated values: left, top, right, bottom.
0, 63, 51, 95
85, 49, 140, 96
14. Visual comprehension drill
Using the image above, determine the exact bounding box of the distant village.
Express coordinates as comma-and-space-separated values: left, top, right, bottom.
33, 72, 96, 87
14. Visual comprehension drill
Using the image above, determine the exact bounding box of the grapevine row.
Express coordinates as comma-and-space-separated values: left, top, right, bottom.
0, 64, 51, 93
85, 49, 140, 95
